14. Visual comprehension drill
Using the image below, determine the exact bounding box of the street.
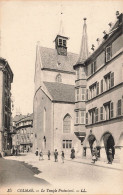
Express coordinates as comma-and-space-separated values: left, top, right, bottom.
0, 153, 123, 194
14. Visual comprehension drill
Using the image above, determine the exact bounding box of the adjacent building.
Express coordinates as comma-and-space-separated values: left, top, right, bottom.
74, 13, 123, 162
33, 28, 82, 154
12, 114, 33, 152
0, 57, 13, 156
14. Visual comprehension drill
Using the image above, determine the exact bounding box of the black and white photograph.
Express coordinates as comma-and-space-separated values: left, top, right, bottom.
0, 0, 123, 194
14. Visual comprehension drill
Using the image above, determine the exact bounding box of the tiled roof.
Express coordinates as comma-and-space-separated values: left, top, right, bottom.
43, 82, 75, 103
13, 114, 33, 123
39, 47, 78, 73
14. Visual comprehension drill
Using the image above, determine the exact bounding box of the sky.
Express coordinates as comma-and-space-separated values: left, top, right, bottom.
0, 0, 123, 116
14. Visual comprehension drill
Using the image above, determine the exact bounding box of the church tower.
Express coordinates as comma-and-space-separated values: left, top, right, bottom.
54, 12, 69, 56
73, 18, 89, 146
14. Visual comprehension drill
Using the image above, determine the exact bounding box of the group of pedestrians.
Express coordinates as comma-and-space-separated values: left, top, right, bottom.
35, 147, 76, 163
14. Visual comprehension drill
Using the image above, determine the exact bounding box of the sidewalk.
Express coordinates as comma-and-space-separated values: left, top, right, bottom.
4, 152, 123, 171
65, 155, 123, 171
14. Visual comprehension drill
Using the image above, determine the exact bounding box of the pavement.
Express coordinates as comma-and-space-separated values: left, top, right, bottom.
1, 153, 123, 194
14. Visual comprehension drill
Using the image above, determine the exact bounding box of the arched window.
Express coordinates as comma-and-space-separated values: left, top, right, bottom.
56, 74, 62, 83
43, 107, 46, 132
63, 114, 71, 133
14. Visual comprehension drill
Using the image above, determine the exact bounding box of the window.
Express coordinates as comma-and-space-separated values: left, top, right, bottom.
58, 38, 62, 46
56, 74, 62, 82
58, 38, 66, 47
63, 40, 66, 47
104, 72, 114, 90
63, 114, 71, 133
62, 140, 72, 149
43, 108, 46, 132
76, 88, 79, 101
89, 108, 96, 124
81, 67, 86, 79
117, 100, 121, 116
76, 68, 79, 80
80, 111, 85, 124
91, 61, 96, 74
81, 88, 86, 101
100, 107, 103, 121
89, 82, 97, 99
104, 102, 112, 120
101, 79, 103, 93
95, 108, 98, 122
106, 45, 112, 62
75, 112, 79, 124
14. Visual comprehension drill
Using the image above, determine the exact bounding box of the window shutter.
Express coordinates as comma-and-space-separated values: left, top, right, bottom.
110, 102, 113, 118
97, 82, 99, 95
95, 108, 98, 122
86, 89, 88, 100
91, 63, 93, 74
110, 72, 114, 87
101, 79, 103, 93
86, 113, 88, 124
94, 61, 96, 72
117, 99, 121, 116
100, 107, 103, 121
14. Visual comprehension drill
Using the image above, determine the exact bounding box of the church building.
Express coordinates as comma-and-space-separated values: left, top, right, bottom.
33, 24, 82, 154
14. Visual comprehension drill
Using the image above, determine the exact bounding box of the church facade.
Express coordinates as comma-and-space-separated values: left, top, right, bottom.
33, 33, 82, 154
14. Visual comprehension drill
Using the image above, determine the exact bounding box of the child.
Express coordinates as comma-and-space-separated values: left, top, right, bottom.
48, 150, 51, 160
61, 151, 65, 163
91, 154, 96, 164
39, 150, 43, 160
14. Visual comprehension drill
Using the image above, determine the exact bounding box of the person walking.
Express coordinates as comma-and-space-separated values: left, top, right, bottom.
107, 148, 113, 164
61, 151, 65, 163
91, 149, 96, 164
48, 150, 51, 160
71, 147, 75, 159
54, 149, 58, 162
35, 148, 39, 156
39, 150, 43, 160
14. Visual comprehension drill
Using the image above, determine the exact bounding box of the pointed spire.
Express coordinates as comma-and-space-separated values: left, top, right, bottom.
59, 11, 64, 36
77, 18, 89, 64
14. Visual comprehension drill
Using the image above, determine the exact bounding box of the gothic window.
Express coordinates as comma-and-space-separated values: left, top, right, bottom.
56, 74, 62, 83
43, 108, 46, 132
63, 114, 71, 133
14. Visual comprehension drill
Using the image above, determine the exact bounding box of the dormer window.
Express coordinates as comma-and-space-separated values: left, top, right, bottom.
63, 40, 66, 47
106, 45, 112, 62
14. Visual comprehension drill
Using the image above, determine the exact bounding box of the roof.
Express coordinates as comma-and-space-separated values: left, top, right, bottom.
13, 113, 33, 123
43, 82, 75, 103
13, 114, 26, 122
39, 47, 78, 73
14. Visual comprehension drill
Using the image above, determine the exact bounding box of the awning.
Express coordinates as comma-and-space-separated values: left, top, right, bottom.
74, 132, 86, 141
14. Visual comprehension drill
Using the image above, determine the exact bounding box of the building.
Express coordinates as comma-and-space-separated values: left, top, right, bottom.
74, 13, 123, 162
12, 114, 33, 152
33, 26, 82, 155
0, 57, 14, 156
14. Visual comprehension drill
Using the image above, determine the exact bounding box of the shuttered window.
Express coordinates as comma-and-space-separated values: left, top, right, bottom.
106, 45, 112, 62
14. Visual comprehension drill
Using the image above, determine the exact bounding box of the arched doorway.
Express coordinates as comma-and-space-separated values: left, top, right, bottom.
88, 134, 96, 155
101, 132, 115, 161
